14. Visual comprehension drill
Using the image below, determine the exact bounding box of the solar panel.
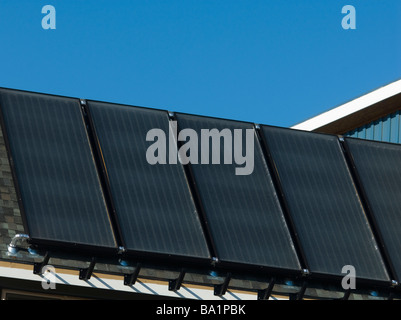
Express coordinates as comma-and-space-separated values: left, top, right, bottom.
86, 101, 211, 262
0, 89, 117, 251
174, 113, 301, 272
261, 126, 390, 283
345, 137, 401, 282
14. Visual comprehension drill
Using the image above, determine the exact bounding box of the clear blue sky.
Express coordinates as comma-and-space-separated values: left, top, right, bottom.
0, 0, 400, 127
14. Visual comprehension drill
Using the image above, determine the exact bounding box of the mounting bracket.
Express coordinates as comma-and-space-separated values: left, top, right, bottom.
214, 272, 231, 296
341, 289, 351, 300
124, 263, 141, 286
79, 257, 96, 280
33, 252, 50, 274
169, 269, 186, 291
289, 281, 308, 300
257, 277, 276, 300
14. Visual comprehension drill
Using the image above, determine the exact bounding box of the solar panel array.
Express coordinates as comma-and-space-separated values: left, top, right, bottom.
1, 88, 401, 288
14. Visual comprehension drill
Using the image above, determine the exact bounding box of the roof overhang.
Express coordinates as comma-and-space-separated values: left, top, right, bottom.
291, 79, 401, 134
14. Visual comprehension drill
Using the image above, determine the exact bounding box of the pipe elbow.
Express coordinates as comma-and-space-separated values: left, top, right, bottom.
7, 234, 30, 254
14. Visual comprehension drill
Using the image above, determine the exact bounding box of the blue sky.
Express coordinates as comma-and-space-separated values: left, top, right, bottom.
0, 1, 400, 127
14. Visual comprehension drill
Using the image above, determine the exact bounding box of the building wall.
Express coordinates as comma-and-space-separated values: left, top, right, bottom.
345, 110, 401, 143
0, 125, 24, 260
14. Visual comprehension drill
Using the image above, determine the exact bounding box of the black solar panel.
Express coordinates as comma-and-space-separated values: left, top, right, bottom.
345, 137, 401, 282
86, 101, 211, 261
0, 89, 117, 250
261, 126, 390, 283
174, 113, 301, 272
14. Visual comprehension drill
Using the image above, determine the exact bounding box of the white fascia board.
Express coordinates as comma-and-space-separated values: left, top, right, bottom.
291, 79, 401, 131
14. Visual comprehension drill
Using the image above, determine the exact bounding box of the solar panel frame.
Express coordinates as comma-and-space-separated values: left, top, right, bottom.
0, 88, 118, 255
170, 114, 219, 261
256, 125, 310, 272
82, 101, 126, 249
343, 137, 401, 283
173, 112, 303, 276
260, 125, 391, 286
85, 101, 213, 266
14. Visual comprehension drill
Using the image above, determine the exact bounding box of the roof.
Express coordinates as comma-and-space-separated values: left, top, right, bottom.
291, 79, 401, 134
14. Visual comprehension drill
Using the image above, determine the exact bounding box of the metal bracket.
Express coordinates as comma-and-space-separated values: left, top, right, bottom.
168, 111, 176, 120
124, 263, 141, 286
79, 257, 96, 280
386, 280, 399, 300
214, 272, 231, 296
169, 269, 186, 291
33, 252, 50, 274
257, 277, 276, 300
302, 269, 310, 277
341, 289, 351, 300
211, 257, 219, 267
289, 281, 308, 300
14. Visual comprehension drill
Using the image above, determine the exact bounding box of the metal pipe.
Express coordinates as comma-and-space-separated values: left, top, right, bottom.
7, 234, 30, 254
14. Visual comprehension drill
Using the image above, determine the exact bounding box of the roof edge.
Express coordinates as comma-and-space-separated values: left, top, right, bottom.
291, 79, 401, 132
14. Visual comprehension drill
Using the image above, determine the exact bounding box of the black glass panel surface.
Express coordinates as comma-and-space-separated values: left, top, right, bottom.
0, 89, 117, 249
87, 101, 211, 260
174, 113, 301, 271
261, 126, 389, 282
345, 137, 401, 282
